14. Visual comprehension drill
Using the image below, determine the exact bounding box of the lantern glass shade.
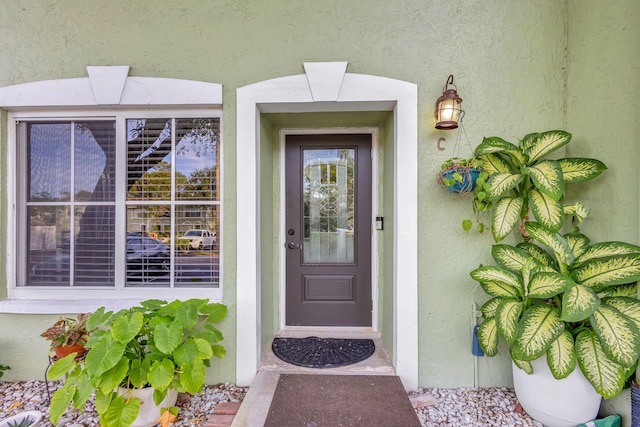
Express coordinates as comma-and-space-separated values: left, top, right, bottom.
435, 89, 462, 130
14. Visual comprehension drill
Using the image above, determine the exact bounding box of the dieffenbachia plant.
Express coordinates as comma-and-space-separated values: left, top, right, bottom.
471, 222, 640, 398
473, 130, 607, 241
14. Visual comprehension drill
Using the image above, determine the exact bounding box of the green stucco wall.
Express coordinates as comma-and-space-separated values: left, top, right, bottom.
0, 0, 638, 396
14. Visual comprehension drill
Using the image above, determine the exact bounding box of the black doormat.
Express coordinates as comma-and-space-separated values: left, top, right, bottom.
271, 336, 375, 368
264, 374, 421, 427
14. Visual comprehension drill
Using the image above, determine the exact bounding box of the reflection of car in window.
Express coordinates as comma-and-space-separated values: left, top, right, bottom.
30, 236, 170, 282
178, 229, 217, 250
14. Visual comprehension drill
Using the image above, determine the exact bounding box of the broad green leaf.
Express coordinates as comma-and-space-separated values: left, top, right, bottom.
525, 222, 574, 266
523, 130, 571, 164
201, 303, 228, 323
495, 299, 523, 345
564, 202, 591, 223
516, 242, 557, 269
528, 272, 573, 299
480, 297, 503, 319
174, 338, 199, 366
128, 359, 151, 389
591, 305, 640, 367
94, 390, 112, 415
176, 304, 199, 328
72, 372, 93, 410
202, 324, 224, 343
180, 359, 206, 394
576, 330, 626, 399
486, 173, 523, 199
476, 281, 520, 299
565, 231, 591, 259
153, 388, 168, 406
475, 136, 520, 156
87, 306, 112, 331
561, 284, 600, 322
492, 244, 533, 273
140, 299, 168, 310
477, 318, 499, 356
530, 189, 564, 231
603, 297, 640, 332
154, 321, 183, 355
547, 331, 576, 379
558, 158, 607, 183
514, 305, 564, 360
97, 358, 130, 395
49, 384, 76, 424
599, 282, 638, 298
575, 242, 640, 266
511, 350, 533, 374
148, 359, 175, 391
112, 311, 144, 344
480, 153, 512, 174
470, 266, 521, 289
47, 353, 79, 380
212, 344, 227, 359
194, 337, 214, 359
100, 395, 140, 427
525, 160, 564, 200
492, 197, 524, 242
572, 254, 640, 291
85, 334, 126, 378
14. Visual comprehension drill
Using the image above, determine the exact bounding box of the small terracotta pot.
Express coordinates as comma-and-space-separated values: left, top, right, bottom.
53, 344, 87, 359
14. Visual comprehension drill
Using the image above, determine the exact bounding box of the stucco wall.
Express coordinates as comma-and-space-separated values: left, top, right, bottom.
0, 0, 636, 391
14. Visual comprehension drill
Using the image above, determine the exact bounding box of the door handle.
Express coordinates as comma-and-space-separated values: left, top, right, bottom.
287, 242, 303, 250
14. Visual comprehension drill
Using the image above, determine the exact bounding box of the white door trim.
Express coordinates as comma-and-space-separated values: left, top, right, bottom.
236, 62, 418, 389
278, 128, 380, 331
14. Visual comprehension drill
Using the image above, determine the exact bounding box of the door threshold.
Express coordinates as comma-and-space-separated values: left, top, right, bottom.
276, 327, 380, 339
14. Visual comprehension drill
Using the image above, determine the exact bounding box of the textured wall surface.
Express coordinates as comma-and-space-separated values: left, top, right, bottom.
0, 0, 637, 390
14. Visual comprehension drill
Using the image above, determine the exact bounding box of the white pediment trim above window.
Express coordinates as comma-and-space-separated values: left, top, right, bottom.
0, 66, 223, 108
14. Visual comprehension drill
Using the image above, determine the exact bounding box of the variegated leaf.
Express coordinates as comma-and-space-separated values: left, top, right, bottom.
558, 158, 607, 183
546, 330, 576, 379
530, 189, 564, 232
492, 244, 533, 273
478, 318, 499, 356
513, 305, 564, 361
574, 242, 640, 266
496, 299, 523, 345
603, 297, 640, 334
480, 297, 504, 319
561, 284, 600, 322
480, 153, 512, 174
492, 197, 524, 242
479, 281, 521, 298
563, 202, 591, 223
576, 329, 626, 399
521, 258, 545, 290
591, 304, 640, 368
525, 160, 564, 200
475, 137, 526, 166
516, 242, 557, 269
523, 130, 571, 164
519, 132, 538, 153
525, 222, 574, 266
486, 173, 523, 199
565, 231, 591, 259
528, 272, 573, 299
471, 266, 521, 288
599, 282, 638, 298
572, 254, 640, 292
511, 349, 533, 374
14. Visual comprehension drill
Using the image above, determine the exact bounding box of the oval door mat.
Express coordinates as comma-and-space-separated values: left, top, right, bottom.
271, 336, 375, 368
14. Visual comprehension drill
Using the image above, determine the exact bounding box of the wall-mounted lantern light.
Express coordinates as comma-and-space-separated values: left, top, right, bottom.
435, 75, 462, 130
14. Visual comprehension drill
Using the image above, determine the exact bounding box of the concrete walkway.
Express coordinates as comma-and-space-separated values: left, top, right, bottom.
230, 329, 396, 427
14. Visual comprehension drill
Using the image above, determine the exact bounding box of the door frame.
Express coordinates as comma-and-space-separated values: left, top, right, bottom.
236, 62, 418, 390
279, 128, 379, 330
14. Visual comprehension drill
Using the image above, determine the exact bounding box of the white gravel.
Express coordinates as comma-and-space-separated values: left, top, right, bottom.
0, 380, 543, 426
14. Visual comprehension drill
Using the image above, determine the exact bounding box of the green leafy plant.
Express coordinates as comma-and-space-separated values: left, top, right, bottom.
437, 157, 485, 195
472, 130, 607, 241
0, 364, 9, 379
40, 313, 90, 354
471, 223, 640, 398
47, 298, 227, 427
6, 416, 35, 427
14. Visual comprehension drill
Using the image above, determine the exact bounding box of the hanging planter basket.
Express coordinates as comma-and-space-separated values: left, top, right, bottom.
437, 163, 481, 194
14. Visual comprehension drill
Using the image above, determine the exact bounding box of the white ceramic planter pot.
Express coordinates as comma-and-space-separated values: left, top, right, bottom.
512, 357, 601, 427
0, 410, 43, 427
117, 387, 178, 427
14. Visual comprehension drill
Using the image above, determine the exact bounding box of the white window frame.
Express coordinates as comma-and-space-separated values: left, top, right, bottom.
0, 67, 224, 313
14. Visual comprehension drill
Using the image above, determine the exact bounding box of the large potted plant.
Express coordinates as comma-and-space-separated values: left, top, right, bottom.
467, 130, 640, 426
47, 298, 227, 427
40, 313, 91, 358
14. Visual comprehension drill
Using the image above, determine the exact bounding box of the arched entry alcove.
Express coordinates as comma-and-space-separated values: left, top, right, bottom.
235, 62, 418, 389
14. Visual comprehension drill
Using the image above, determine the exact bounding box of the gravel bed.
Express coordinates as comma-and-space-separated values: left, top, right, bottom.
0, 380, 543, 426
